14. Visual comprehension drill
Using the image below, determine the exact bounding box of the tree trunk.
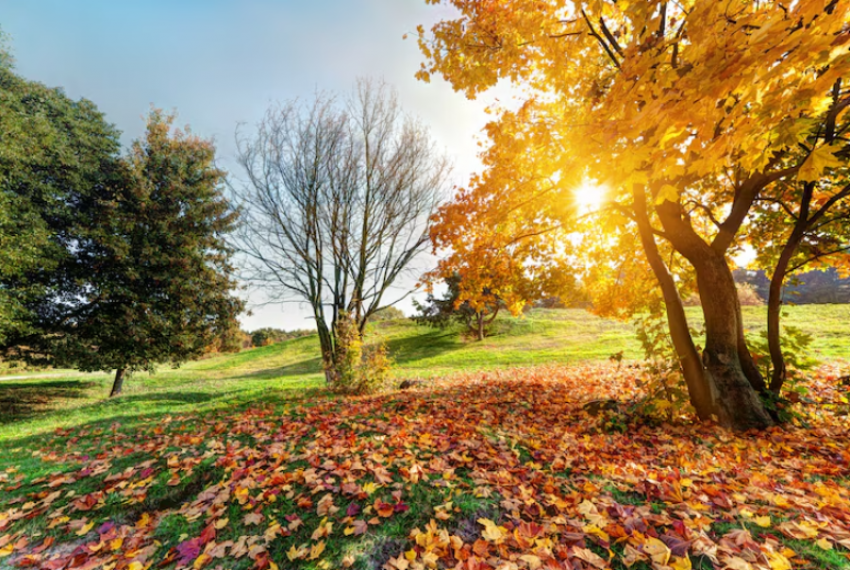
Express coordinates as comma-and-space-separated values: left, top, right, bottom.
693, 252, 773, 430
767, 239, 800, 393
110, 368, 126, 398
737, 320, 767, 393
766, 182, 816, 394
632, 187, 717, 420
476, 312, 485, 341
316, 317, 337, 386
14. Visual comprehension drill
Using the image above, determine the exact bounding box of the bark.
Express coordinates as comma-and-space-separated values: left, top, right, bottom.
767, 182, 815, 393
653, 195, 773, 430
633, 187, 717, 420
477, 313, 485, 341
110, 368, 126, 398
767, 254, 790, 392
316, 316, 337, 386
737, 320, 767, 393
692, 251, 774, 430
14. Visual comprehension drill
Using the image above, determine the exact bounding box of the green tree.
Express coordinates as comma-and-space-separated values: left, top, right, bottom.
0, 57, 121, 346
413, 274, 502, 340
70, 111, 243, 396
5, 111, 244, 396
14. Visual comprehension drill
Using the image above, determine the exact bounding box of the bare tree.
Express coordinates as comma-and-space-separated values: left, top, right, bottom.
232, 79, 450, 384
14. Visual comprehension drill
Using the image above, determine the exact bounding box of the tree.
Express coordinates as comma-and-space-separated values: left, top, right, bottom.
422, 143, 580, 340
414, 274, 502, 340
417, 0, 850, 429
4, 111, 244, 397
750, 151, 850, 392
0, 58, 121, 349
233, 79, 449, 386
371, 306, 406, 321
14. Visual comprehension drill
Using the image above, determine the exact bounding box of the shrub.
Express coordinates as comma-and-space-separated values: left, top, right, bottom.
371, 306, 406, 321
737, 282, 765, 306
327, 314, 392, 395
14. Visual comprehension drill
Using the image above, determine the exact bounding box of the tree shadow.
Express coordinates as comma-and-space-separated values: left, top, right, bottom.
382, 328, 462, 367
235, 356, 325, 380
236, 328, 464, 381
0, 380, 97, 424
103, 392, 221, 406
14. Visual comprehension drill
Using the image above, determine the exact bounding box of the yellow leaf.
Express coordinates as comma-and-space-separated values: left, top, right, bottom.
478, 518, 507, 543
655, 184, 679, 205
660, 126, 686, 148
269, 562, 279, 570
0, 545, 15, 558
405, 549, 417, 561
214, 517, 229, 530
753, 516, 772, 528
766, 552, 792, 570
287, 545, 304, 561
798, 145, 843, 182
519, 554, 543, 570
193, 554, 211, 570
127, 563, 144, 570
77, 521, 94, 536
816, 538, 833, 550
309, 540, 326, 560
644, 536, 671, 566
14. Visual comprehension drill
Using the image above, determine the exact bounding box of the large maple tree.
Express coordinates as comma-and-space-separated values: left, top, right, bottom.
417, 0, 850, 430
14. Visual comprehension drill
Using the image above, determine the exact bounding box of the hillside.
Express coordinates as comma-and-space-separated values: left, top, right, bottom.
1, 306, 848, 443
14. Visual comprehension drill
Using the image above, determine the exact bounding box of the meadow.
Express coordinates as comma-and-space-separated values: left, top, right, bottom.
0, 306, 848, 570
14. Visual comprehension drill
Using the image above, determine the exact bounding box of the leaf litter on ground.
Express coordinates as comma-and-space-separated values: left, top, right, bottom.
0, 362, 848, 569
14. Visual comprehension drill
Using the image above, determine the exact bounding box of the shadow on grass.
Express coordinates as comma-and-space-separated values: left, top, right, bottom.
104, 392, 221, 406
236, 328, 464, 380
0, 380, 98, 424
384, 328, 463, 366
0, 384, 330, 453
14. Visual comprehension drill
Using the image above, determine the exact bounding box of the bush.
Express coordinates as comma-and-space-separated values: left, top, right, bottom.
327, 314, 392, 395
371, 306, 406, 321
249, 327, 314, 348
737, 282, 765, 306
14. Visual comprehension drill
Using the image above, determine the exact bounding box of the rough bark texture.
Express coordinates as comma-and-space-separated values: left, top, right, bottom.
110, 368, 126, 398
650, 193, 773, 431
693, 252, 774, 430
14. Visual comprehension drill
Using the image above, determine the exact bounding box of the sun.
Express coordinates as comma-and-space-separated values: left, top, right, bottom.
573, 180, 607, 214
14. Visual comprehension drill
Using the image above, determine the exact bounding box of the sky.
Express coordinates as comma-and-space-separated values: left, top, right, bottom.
1, 0, 510, 331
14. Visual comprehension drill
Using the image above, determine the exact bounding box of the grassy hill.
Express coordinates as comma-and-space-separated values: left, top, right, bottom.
1, 305, 848, 443
0, 306, 849, 570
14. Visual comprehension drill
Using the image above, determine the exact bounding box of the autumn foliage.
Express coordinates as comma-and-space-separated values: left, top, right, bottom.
417, 0, 850, 430
1, 365, 849, 568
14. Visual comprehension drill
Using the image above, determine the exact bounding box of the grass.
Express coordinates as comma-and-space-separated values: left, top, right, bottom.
1, 305, 849, 444
0, 306, 848, 568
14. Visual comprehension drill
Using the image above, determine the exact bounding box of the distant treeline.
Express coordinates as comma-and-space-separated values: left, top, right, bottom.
733, 268, 850, 304
246, 328, 314, 348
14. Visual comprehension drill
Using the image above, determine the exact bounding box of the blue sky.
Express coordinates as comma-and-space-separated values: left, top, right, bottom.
1, 0, 505, 331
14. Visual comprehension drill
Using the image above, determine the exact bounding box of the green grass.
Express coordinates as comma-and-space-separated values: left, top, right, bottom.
1, 305, 848, 445
1, 306, 848, 569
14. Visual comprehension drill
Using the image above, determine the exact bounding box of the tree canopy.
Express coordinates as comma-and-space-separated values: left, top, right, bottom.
417, 0, 850, 429
0, 62, 121, 346
233, 79, 450, 387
